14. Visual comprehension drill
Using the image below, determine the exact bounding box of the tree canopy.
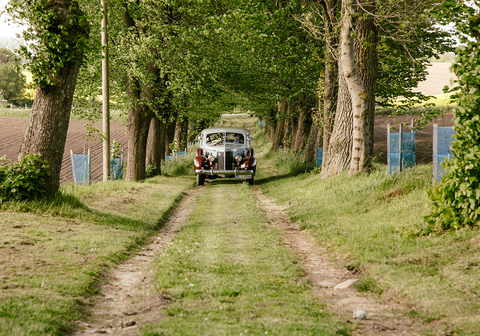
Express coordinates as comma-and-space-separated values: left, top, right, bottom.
0, 47, 25, 102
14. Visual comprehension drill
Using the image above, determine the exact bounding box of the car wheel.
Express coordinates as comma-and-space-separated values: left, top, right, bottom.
197, 174, 205, 186
247, 174, 254, 185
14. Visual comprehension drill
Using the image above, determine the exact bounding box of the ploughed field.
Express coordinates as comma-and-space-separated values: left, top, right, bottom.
0, 117, 128, 184
0, 113, 453, 184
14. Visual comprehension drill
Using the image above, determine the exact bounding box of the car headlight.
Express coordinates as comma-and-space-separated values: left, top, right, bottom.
235, 155, 242, 162
208, 155, 215, 162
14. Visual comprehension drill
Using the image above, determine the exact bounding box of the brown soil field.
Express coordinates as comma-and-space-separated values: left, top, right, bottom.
0, 114, 454, 185
0, 118, 128, 184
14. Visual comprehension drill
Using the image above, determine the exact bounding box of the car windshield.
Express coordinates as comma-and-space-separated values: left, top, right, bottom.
205, 132, 245, 146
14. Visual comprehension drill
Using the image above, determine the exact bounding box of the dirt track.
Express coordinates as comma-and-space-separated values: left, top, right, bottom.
0, 114, 454, 184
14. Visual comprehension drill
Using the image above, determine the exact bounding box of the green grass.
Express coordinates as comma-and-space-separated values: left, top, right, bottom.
0, 176, 194, 336
144, 181, 348, 335
161, 152, 196, 177
260, 164, 480, 334
0, 108, 31, 118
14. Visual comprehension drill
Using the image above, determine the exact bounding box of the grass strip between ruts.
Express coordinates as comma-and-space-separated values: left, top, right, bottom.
144, 181, 349, 336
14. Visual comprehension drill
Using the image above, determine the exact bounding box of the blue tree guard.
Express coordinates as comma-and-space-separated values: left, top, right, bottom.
388, 131, 416, 175
259, 120, 265, 127
70, 151, 91, 185
110, 158, 124, 180
316, 147, 323, 168
433, 126, 456, 183
166, 151, 187, 161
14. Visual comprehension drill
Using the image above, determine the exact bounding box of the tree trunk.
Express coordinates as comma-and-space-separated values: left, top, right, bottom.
321, 69, 353, 177
20, 67, 82, 193
272, 119, 285, 150
292, 107, 306, 152
303, 123, 318, 163
355, 1, 378, 171
266, 108, 276, 143
340, 0, 371, 175
282, 102, 293, 151
315, 125, 323, 149
272, 100, 287, 150
165, 115, 176, 155
19, 0, 89, 194
123, 7, 154, 181
283, 120, 292, 151
174, 116, 188, 151
187, 122, 195, 144
146, 113, 166, 175
126, 103, 152, 181
321, 0, 339, 166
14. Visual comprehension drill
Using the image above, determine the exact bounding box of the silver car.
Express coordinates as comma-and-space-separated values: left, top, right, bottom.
194, 127, 256, 185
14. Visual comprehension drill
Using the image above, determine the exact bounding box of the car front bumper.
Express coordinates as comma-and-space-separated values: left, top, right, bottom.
195, 169, 255, 177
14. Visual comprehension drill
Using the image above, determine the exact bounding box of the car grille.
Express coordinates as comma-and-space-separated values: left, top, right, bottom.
217, 151, 234, 170
226, 151, 234, 170
218, 152, 224, 170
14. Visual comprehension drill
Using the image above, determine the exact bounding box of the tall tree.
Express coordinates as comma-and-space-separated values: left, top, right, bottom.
7, 0, 90, 193
339, 0, 377, 175
301, 0, 452, 177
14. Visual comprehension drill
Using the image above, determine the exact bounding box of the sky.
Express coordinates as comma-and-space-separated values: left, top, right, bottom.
0, 0, 25, 38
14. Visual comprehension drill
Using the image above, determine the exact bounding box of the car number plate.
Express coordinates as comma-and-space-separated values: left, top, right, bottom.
236, 175, 252, 179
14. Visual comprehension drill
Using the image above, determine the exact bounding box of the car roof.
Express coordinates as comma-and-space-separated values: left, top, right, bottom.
202, 127, 249, 134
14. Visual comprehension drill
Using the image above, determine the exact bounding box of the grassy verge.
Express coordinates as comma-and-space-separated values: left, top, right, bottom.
143, 181, 349, 335
0, 176, 194, 336
260, 164, 480, 334
0, 108, 31, 118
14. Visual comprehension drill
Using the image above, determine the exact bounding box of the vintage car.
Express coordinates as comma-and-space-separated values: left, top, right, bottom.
194, 127, 256, 185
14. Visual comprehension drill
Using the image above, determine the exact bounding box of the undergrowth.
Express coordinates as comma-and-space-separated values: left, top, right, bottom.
161, 152, 195, 177
264, 150, 315, 176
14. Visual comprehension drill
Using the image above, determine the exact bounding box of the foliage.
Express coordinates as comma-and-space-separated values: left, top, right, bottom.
0, 154, 50, 203
0, 48, 26, 102
5, 0, 91, 88
424, 0, 480, 233
0, 47, 17, 65
145, 164, 157, 179
0, 64, 25, 101
375, 0, 454, 109
110, 139, 123, 159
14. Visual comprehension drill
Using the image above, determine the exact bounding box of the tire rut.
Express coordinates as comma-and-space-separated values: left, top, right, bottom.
251, 186, 426, 336
72, 185, 206, 335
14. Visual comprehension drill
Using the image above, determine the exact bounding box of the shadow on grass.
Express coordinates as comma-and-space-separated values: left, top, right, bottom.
1, 189, 183, 234
205, 172, 297, 186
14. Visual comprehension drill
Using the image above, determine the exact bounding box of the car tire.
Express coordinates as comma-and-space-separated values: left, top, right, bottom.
197, 174, 205, 186
247, 174, 254, 185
